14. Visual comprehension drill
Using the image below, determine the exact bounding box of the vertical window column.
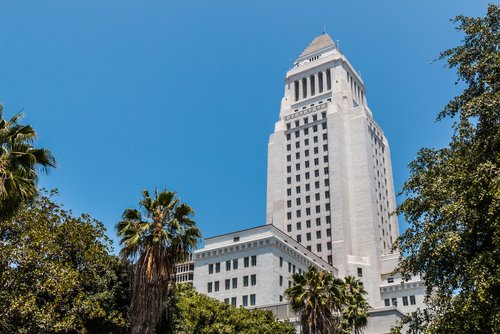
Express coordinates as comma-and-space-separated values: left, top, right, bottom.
302, 77, 308, 99
326, 69, 332, 90
310, 74, 315, 96
294, 80, 300, 101
318, 72, 324, 93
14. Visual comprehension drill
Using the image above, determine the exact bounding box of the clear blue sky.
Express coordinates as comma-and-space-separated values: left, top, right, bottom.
0, 1, 490, 251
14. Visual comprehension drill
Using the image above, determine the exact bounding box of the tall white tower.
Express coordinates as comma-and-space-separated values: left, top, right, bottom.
266, 33, 400, 307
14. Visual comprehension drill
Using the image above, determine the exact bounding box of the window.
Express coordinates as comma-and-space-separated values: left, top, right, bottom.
225, 279, 230, 290
316, 230, 321, 238
316, 205, 321, 213
305, 138, 309, 146
325, 203, 330, 211
357, 267, 363, 277
326, 229, 331, 237
326, 69, 331, 90
209, 264, 214, 274
296, 186, 301, 194
287, 224, 292, 232
243, 275, 249, 287
305, 149, 310, 157
296, 210, 301, 218
296, 222, 302, 230
316, 218, 321, 226
295, 131, 300, 138
226, 260, 231, 271
233, 259, 238, 270
327, 242, 332, 250
306, 208, 311, 215
295, 120, 299, 127
295, 152, 300, 159
279, 257, 283, 267
232, 277, 237, 289
287, 166, 291, 173
280, 295, 284, 302
305, 161, 310, 168
287, 212, 292, 220
324, 167, 329, 174
327, 255, 332, 264
384, 299, 390, 307
313, 114, 318, 121
322, 122, 327, 130
315, 169, 320, 177
231, 297, 237, 306
325, 191, 330, 198
287, 188, 292, 196
244, 257, 249, 267
324, 155, 329, 163
314, 147, 319, 154
313, 125, 318, 132
315, 181, 320, 189
306, 233, 311, 241
316, 244, 322, 252
402, 296, 408, 306
306, 195, 310, 203
391, 298, 397, 306
307, 245, 311, 251
251, 255, 257, 266
287, 200, 292, 208
314, 158, 319, 166
215, 262, 220, 273
208, 282, 213, 293
306, 220, 311, 228
315, 193, 320, 200
287, 122, 291, 130
295, 163, 300, 171
288, 262, 292, 273
295, 142, 300, 149
243, 295, 248, 306
310, 75, 315, 95
287, 155, 291, 162
324, 179, 330, 186
286, 133, 291, 141
305, 172, 310, 179
224, 298, 230, 304
250, 294, 256, 306
305, 184, 310, 191
297, 235, 302, 243
214, 281, 220, 292
387, 277, 394, 283
326, 216, 331, 224
410, 295, 416, 305
295, 175, 300, 182
287, 144, 291, 151
304, 128, 309, 135
314, 136, 318, 143
293, 265, 296, 273
251, 274, 256, 286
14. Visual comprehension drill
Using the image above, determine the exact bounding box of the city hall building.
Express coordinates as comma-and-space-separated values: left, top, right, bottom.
190, 33, 425, 333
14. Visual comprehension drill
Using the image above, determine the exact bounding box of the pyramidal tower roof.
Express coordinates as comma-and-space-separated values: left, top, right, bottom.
299, 33, 336, 58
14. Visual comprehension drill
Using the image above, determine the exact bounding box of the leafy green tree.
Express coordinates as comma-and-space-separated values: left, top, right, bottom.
0, 190, 129, 334
285, 266, 369, 334
394, 4, 499, 333
116, 189, 202, 334
173, 284, 296, 334
0, 104, 56, 220
342, 276, 369, 334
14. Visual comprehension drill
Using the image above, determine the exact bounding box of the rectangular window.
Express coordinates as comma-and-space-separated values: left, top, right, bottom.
233, 259, 238, 270
296, 222, 301, 230
279, 257, 283, 267
387, 277, 394, 283
315, 169, 320, 177
226, 260, 231, 271
251, 274, 256, 286
243, 295, 248, 306
316, 244, 322, 252
384, 299, 390, 307
314, 136, 318, 143
306, 220, 311, 228
327, 242, 332, 250
243, 275, 249, 287
402, 296, 408, 306
305, 149, 309, 157
305, 172, 310, 179
315, 193, 320, 200
305, 161, 310, 168
287, 177, 291, 185
232, 277, 237, 289
250, 294, 256, 306
316, 230, 321, 238
391, 298, 397, 306
296, 175, 301, 182
306, 207, 311, 215
288, 262, 292, 273
207, 282, 213, 293
287, 212, 292, 220
315, 181, 320, 189
316, 205, 321, 213
305, 138, 309, 146
215, 262, 220, 273
304, 128, 309, 135
209, 264, 214, 274
325, 191, 330, 198
287, 224, 292, 232
296, 163, 300, 171
305, 184, 310, 191
323, 133, 327, 140
357, 267, 363, 277
410, 295, 416, 305
313, 125, 318, 132
214, 281, 220, 292
306, 196, 310, 203
287, 188, 292, 196
324, 156, 329, 163
231, 297, 237, 306
224, 298, 230, 304
225, 279, 230, 290
287, 155, 291, 162
314, 158, 319, 165
251, 255, 257, 266
316, 218, 321, 226
296, 209, 301, 218
306, 233, 311, 241
244, 257, 249, 267
297, 235, 302, 243
325, 203, 330, 211
326, 229, 331, 237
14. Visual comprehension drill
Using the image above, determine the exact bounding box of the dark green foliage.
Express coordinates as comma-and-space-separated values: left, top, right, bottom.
0, 104, 56, 220
0, 190, 130, 334
394, 4, 500, 333
285, 266, 370, 334
171, 284, 296, 334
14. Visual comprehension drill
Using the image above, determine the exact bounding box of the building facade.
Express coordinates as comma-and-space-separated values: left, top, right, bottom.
191, 33, 425, 334
193, 224, 336, 312
265, 33, 425, 331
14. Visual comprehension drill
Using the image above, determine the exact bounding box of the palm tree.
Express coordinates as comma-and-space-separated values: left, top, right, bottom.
285, 266, 345, 334
342, 276, 370, 334
116, 189, 201, 334
0, 104, 56, 220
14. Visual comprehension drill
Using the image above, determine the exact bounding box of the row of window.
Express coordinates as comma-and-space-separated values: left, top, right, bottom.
288, 191, 330, 205
287, 204, 330, 220
286, 123, 327, 141
286, 112, 327, 130
384, 295, 417, 307
292, 230, 332, 242
287, 157, 329, 172
287, 135, 328, 151
208, 255, 257, 274
207, 274, 257, 293
224, 294, 256, 307
287, 146, 328, 162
